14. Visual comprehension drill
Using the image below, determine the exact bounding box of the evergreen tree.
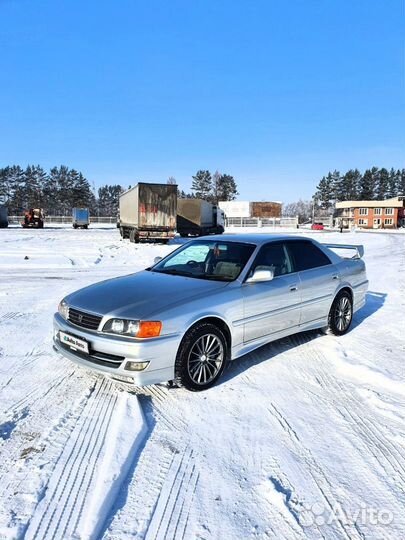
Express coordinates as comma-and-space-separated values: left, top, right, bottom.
335, 169, 359, 201
370, 166, 380, 199
8, 165, 25, 213
211, 171, 221, 204
315, 174, 334, 209
330, 170, 341, 202
46, 165, 73, 215
398, 169, 405, 196
191, 170, 212, 200
0, 167, 11, 205
386, 168, 399, 198
71, 171, 95, 209
24, 165, 47, 208
216, 173, 238, 203
358, 169, 376, 199
42, 170, 58, 214
98, 184, 122, 216
97, 186, 109, 216
375, 167, 389, 199
60, 165, 74, 214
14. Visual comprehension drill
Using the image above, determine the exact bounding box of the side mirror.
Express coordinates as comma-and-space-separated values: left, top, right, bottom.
153, 256, 162, 264
246, 268, 274, 283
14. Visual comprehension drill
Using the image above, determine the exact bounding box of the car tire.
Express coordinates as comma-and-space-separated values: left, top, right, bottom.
327, 290, 353, 336
175, 322, 228, 391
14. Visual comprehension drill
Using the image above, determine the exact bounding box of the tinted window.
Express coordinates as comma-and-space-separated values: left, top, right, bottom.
250, 243, 292, 277
286, 241, 331, 271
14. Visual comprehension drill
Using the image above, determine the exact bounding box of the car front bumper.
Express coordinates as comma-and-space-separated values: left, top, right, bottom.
53, 312, 179, 386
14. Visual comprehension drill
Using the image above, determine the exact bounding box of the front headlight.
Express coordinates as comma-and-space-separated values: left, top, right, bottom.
58, 299, 69, 320
102, 319, 162, 338
103, 319, 140, 336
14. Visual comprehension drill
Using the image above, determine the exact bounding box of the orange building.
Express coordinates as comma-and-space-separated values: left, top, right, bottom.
334, 197, 405, 229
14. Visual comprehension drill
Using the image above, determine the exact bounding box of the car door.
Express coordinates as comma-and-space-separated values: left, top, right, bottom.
242, 242, 301, 343
285, 240, 338, 326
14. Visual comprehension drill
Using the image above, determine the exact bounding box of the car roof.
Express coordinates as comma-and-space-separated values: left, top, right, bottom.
198, 233, 313, 246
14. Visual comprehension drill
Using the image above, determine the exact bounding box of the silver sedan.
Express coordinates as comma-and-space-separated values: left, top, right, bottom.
53, 234, 368, 391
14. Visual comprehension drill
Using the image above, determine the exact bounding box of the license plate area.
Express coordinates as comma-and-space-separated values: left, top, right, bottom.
59, 331, 89, 354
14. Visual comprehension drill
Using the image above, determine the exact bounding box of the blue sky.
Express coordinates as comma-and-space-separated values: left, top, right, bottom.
1, 0, 404, 202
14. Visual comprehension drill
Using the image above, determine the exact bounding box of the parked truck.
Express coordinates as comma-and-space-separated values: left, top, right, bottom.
177, 199, 225, 237
119, 183, 177, 243
0, 206, 8, 228
72, 208, 90, 229
21, 208, 45, 228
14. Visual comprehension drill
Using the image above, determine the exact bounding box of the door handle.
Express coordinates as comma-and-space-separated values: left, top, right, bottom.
332, 275, 339, 280
290, 285, 298, 292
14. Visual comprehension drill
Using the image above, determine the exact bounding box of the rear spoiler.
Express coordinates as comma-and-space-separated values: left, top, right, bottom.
322, 243, 364, 259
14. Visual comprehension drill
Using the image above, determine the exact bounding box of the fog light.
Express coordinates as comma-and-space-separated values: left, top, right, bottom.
125, 361, 149, 371
111, 319, 125, 333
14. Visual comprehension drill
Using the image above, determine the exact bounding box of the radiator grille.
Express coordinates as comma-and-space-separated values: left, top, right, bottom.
68, 307, 102, 330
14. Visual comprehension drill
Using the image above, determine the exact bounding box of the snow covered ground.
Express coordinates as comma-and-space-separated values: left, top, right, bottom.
0, 226, 404, 539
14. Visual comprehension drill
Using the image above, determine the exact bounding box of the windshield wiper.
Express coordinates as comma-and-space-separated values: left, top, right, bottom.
193, 274, 232, 281
154, 268, 195, 277
154, 269, 232, 281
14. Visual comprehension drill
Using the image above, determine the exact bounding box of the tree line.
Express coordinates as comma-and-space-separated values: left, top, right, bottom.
170, 170, 238, 203
0, 165, 239, 217
0, 165, 124, 217
314, 167, 405, 210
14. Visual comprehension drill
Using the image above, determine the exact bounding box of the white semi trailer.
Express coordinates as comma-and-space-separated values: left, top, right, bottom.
177, 199, 225, 237
119, 183, 177, 243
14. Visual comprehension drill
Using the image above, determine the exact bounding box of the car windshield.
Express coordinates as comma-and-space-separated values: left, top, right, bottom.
152, 240, 256, 281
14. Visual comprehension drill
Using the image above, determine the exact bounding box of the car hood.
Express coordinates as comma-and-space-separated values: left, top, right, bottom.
66, 270, 229, 319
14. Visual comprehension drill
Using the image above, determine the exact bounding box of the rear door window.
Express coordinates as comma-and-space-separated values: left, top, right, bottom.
248, 242, 293, 278
286, 241, 331, 272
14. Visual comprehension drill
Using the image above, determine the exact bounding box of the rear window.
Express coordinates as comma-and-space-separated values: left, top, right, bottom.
286, 241, 331, 271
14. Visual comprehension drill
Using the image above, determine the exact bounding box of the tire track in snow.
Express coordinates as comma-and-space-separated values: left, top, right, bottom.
305, 344, 405, 483
2, 369, 72, 418
0, 381, 97, 537
133, 384, 188, 432
0, 312, 25, 324
0, 361, 79, 499
144, 446, 199, 540
26, 378, 117, 540
313, 358, 405, 494
286, 340, 405, 532
25, 378, 147, 540
251, 340, 362, 539
1, 359, 74, 417
264, 403, 358, 540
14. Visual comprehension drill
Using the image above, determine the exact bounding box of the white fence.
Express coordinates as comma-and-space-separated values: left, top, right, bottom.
225, 217, 298, 228
8, 216, 117, 224
8, 215, 299, 228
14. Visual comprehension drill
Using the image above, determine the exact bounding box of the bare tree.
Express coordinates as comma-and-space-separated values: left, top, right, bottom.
283, 199, 313, 223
